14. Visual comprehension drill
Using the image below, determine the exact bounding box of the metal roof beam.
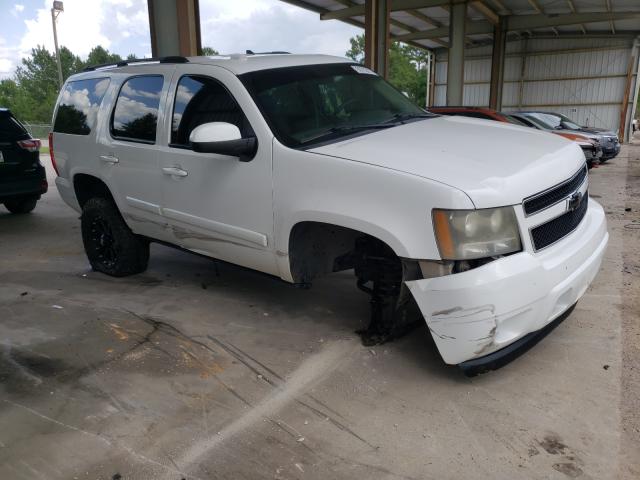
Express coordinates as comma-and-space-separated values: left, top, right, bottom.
396, 12, 640, 41
470, 1, 499, 25
434, 30, 640, 50
488, 0, 509, 15
605, 0, 616, 34
398, 21, 492, 41
321, 0, 450, 20
280, 0, 435, 50
331, 0, 440, 43
565, 0, 587, 34
508, 11, 640, 30
526, 0, 558, 36
405, 8, 442, 28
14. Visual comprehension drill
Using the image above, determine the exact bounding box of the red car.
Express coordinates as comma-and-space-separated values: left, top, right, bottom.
428, 106, 521, 124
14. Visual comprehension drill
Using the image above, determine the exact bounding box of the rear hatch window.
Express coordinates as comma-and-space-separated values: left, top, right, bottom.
0, 112, 29, 142
0, 111, 34, 174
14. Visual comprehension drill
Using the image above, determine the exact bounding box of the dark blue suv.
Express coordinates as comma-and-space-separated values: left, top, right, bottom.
0, 108, 47, 214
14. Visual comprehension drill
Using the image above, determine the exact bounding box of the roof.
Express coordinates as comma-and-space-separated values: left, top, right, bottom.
189, 53, 352, 74
281, 0, 640, 50
83, 54, 352, 76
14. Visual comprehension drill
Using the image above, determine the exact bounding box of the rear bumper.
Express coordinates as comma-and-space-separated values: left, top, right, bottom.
0, 166, 47, 201
55, 176, 81, 212
406, 198, 608, 366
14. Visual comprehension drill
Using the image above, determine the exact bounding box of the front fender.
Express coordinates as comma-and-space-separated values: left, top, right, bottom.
272, 141, 474, 281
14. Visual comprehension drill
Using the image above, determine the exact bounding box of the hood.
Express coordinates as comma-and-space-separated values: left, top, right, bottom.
577, 127, 617, 137
581, 127, 615, 134
553, 131, 594, 144
309, 116, 585, 208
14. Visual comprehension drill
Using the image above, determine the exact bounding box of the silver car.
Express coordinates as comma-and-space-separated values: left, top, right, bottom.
513, 111, 620, 161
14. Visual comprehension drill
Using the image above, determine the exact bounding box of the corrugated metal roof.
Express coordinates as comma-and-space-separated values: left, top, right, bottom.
281, 0, 640, 50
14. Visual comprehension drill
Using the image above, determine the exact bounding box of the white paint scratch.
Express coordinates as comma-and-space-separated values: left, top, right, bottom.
175, 340, 356, 468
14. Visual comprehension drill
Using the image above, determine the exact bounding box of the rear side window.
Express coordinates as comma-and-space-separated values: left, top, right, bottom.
54, 78, 110, 135
111, 75, 164, 144
0, 113, 28, 141
171, 75, 252, 147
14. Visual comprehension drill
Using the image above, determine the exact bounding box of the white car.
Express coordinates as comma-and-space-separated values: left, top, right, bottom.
51, 54, 608, 374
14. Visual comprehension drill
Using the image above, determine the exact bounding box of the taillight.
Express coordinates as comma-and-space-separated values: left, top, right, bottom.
48, 132, 59, 176
17, 139, 41, 152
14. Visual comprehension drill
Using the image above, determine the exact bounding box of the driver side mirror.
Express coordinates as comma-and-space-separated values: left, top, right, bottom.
189, 122, 257, 162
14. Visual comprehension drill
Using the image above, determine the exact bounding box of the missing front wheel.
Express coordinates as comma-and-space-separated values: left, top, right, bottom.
353, 237, 421, 345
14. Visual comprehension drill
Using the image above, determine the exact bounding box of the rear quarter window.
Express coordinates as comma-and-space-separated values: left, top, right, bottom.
54, 78, 111, 135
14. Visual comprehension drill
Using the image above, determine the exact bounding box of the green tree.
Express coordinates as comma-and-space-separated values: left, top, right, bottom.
3, 45, 137, 124
345, 35, 365, 63
0, 78, 36, 122
346, 34, 429, 106
120, 112, 157, 141
83, 46, 123, 68
201, 46, 219, 56
0, 79, 20, 108
13, 45, 83, 122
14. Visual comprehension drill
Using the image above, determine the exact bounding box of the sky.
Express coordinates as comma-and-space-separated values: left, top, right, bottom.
0, 0, 361, 79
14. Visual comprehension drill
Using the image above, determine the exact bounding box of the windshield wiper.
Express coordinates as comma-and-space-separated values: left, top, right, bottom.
300, 114, 434, 145
300, 123, 395, 144
385, 112, 434, 124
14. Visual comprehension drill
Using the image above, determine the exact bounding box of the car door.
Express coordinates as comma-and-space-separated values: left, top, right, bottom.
158, 65, 277, 275
98, 69, 174, 241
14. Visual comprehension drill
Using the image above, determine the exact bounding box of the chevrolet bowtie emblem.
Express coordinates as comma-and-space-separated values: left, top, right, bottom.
567, 191, 583, 212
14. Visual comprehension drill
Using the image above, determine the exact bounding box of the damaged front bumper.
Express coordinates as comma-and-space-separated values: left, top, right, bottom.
405, 198, 608, 368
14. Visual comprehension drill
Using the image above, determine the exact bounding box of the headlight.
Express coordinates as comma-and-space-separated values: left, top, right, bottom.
432, 207, 522, 260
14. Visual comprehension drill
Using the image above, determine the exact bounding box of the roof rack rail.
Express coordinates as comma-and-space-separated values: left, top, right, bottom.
83, 56, 189, 72
245, 50, 291, 55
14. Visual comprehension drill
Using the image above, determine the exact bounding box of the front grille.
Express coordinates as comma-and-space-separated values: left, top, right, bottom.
523, 166, 587, 215
530, 191, 588, 251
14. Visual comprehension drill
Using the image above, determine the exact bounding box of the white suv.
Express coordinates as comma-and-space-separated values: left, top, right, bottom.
51, 54, 608, 374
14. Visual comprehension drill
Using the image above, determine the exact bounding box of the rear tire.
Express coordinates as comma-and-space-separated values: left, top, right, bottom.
4, 197, 38, 214
81, 197, 149, 277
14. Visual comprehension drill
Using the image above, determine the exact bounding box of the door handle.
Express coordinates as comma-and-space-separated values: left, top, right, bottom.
162, 166, 188, 177
99, 154, 119, 164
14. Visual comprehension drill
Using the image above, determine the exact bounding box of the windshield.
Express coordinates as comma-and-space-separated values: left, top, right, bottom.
240, 63, 430, 148
503, 114, 527, 126
519, 113, 559, 130
522, 112, 581, 130
555, 113, 582, 130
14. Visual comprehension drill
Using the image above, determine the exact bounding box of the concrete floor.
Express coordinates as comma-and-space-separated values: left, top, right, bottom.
1, 144, 638, 480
